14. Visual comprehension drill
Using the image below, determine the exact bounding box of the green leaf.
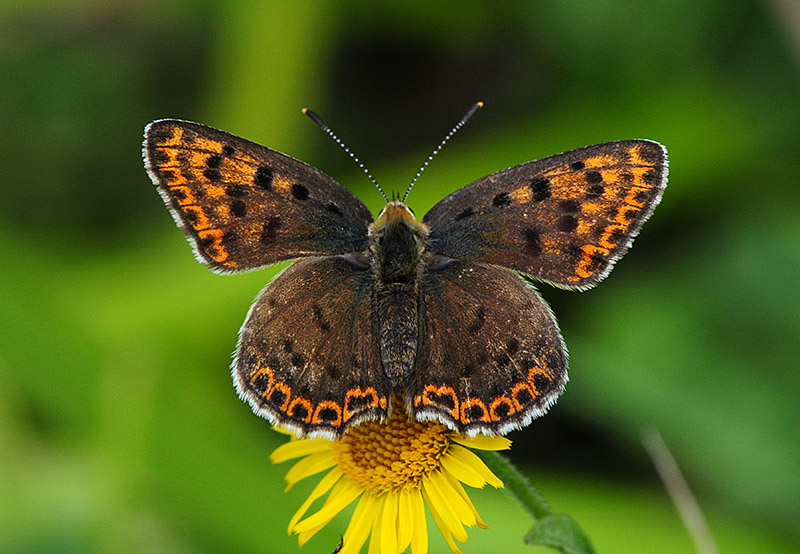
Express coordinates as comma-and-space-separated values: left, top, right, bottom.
525, 513, 596, 554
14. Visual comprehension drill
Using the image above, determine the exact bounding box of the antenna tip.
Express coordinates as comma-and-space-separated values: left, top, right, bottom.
303, 108, 325, 127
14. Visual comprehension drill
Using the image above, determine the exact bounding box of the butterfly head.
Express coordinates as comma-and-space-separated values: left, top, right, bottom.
375, 200, 418, 226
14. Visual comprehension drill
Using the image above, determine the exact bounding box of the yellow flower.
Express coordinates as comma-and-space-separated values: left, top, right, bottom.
271, 396, 510, 554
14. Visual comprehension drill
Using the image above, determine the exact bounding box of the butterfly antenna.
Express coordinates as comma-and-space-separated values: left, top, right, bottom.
402, 101, 483, 203
303, 108, 389, 203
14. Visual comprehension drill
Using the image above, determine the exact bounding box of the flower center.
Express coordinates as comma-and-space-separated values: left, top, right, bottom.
331, 395, 452, 494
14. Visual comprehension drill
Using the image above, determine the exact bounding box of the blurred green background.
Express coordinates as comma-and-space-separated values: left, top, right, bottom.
1, 1, 798, 553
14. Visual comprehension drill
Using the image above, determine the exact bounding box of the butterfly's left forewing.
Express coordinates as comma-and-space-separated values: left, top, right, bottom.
144, 119, 373, 273
423, 140, 667, 290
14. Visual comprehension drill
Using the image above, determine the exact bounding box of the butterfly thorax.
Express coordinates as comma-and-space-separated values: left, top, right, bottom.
368, 201, 430, 391
369, 201, 429, 285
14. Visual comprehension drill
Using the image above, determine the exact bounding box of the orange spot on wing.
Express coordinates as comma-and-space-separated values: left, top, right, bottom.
273, 174, 292, 192
197, 228, 235, 265
511, 382, 536, 408
489, 396, 516, 421
598, 224, 628, 249
418, 384, 459, 420
343, 386, 383, 422
583, 154, 615, 169
170, 185, 198, 206
312, 401, 343, 427
288, 397, 314, 424
192, 137, 223, 153
249, 366, 275, 392
184, 206, 211, 230
615, 205, 640, 225
631, 167, 655, 186
459, 398, 490, 424
623, 187, 646, 208
572, 244, 610, 280
204, 184, 226, 198
268, 382, 292, 412
510, 186, 532, 204
526, 366, 553, 397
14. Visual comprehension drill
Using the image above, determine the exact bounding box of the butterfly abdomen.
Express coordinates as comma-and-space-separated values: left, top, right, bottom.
377, 292, 418, 390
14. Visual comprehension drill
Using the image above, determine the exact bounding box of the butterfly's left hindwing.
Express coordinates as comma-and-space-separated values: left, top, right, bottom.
143, 119, 373, 272
409, 260, 568, 436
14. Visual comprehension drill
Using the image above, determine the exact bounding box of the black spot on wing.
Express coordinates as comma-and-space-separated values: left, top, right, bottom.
530, 179, 551, 202
493, 192, 511, 208
226, 185, 247, 197
558, 215, 578, 233
231, 200, 247, 218
203, 168, 221, 181
559, 199, 580, 212
587, 184, 605, 198
522, 227, 542, 255
456, 207, 475, 220
586, 171, 603, 184
260, 215, 281, 244
255, 165, 274, 190
291, 183, 310, 201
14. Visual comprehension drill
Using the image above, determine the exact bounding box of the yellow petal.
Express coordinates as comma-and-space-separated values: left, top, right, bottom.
287, 468, 342, 534
442, 470, 488, 530
368, 498, 384, 554
271, 437, 332, 463
284, 449, 337, 490
292, 478, 363, 534
422, 472, 470, 542
452, 435, 511, 451
439, 450, 488, 489
380, 491, 399, 554
341, 493, 378, 554
397, 490, 414, 552
409, 488, 428, 554
297, 521, 329, 547
422, 485, 462, 554
448, 445, 503, 489
430, 470, 475, 528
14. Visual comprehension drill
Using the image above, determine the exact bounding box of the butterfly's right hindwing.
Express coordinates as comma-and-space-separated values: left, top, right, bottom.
234, 255, 390, 439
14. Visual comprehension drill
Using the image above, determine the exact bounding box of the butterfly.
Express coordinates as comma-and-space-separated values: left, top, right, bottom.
143, 105, 667, 439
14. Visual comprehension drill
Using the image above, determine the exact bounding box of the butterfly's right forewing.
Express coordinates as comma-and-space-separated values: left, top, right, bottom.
144, 119, 373, 273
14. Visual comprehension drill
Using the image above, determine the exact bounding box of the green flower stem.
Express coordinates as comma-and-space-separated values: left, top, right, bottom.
477, 450, 552, 520
478, 450, 596, 554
